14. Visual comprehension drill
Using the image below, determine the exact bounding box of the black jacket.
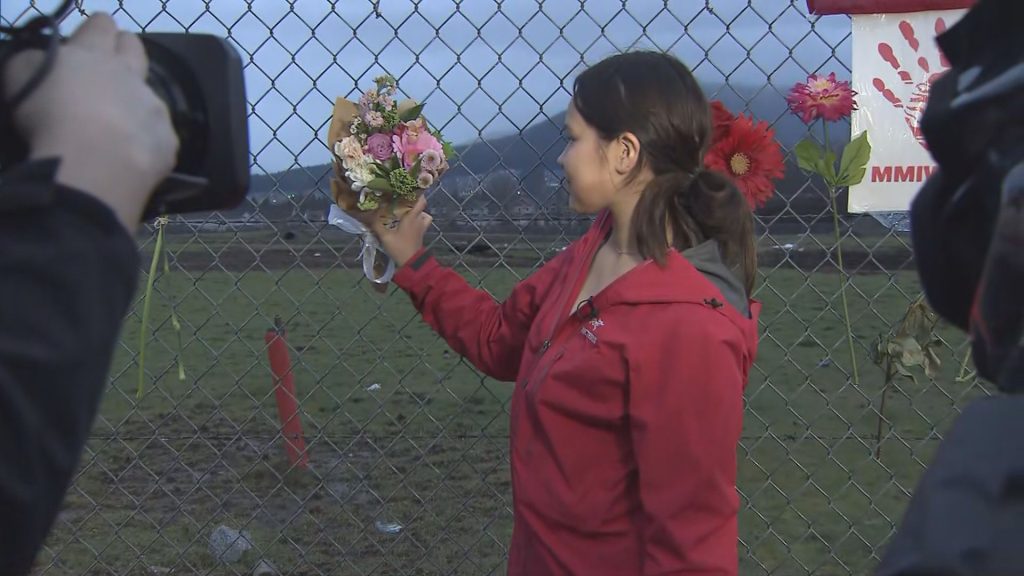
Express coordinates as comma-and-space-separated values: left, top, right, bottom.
0, 158, 139, 575
877, 0, 1024, 573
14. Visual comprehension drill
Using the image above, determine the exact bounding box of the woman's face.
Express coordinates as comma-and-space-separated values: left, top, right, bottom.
558, 102, 620, 215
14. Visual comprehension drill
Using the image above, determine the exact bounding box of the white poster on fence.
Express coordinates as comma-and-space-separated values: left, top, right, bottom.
847, 9, 967, 213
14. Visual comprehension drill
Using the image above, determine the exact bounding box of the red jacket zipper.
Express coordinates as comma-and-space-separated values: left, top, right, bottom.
524, 213, 607, 389
535, 223, 602, 355
526, 258, 591, 388
524, 348, 565, 390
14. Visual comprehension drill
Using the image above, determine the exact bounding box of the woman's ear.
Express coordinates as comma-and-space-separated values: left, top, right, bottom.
613, 132, 641, 175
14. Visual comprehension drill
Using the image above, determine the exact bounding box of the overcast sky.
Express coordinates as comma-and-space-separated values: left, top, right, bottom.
2, 1, 851, 173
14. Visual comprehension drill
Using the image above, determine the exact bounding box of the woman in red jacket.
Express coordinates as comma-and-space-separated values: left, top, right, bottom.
372, 51, 760, 575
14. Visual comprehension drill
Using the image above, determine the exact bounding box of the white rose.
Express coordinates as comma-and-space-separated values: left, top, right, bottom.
345, 155, 377, 189
336, 136, 364, 168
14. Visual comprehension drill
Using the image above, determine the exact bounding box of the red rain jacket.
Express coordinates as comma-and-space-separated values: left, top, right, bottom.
394, 211, 760, 575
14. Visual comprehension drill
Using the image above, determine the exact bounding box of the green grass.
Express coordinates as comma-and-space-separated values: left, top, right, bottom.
35, 256, 990, 575
739, 266, 987, 574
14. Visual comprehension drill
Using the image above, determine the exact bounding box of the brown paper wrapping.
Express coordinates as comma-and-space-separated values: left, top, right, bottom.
327, 97, 423, 292
327, 97, 423, 224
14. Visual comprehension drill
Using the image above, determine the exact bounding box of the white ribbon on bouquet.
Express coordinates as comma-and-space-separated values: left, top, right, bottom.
327, 203, 395, 284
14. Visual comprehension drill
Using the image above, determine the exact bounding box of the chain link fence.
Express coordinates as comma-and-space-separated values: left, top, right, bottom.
3, 1, 992, 574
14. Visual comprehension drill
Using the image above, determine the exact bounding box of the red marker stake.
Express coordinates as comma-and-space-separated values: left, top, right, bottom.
264, 317, 309, 469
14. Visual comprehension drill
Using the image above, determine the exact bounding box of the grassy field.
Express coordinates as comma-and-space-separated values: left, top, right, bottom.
141, 226, 917, 263
35, 245, 989, 575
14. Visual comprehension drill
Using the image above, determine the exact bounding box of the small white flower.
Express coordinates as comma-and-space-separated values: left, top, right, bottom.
359, 90, 377, 109
366, 111, 384, 128
345, 154, 377, 190
420, 149, 442, 171
416, 171, 434, 189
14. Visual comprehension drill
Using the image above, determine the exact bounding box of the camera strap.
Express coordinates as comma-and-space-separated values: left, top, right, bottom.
0, 1, 74, 168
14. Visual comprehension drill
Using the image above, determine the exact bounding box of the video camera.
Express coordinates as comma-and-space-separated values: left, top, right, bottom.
0, 1, 250, 219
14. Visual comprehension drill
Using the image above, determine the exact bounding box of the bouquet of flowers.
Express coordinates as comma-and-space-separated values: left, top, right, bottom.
326, 75, 454, 285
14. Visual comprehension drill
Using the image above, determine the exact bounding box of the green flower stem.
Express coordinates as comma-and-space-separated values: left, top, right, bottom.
137, 219, 165, 399
164, 243, 186, 383
137, 217, 186, 400
957, 347, 974, 382
825, 120, 861, 389
875, 355, 896, 459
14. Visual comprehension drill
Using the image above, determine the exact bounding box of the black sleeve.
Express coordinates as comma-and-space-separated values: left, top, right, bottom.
0, 159, 140, 575
875, 394, 1024, 576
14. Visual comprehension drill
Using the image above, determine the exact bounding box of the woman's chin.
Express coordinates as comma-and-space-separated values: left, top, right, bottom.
568, 197, 600, 215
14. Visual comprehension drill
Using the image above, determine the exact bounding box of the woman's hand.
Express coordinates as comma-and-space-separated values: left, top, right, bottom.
370, 195, 433, 268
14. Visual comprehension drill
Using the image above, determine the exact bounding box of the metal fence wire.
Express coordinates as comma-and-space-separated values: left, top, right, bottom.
2, 1, 992, 575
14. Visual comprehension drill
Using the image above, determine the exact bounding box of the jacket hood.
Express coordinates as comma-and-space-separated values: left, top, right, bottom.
582, 211, 760, 358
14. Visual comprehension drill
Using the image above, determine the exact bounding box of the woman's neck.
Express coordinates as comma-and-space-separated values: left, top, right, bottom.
607, 190, 641, 254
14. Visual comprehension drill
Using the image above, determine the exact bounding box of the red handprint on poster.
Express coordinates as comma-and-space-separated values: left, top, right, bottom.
871, 17, 951, 148
848, 8, 966, 213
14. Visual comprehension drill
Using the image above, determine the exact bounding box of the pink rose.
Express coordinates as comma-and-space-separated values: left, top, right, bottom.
365, 132, 394, 162
392, 124, 443, 170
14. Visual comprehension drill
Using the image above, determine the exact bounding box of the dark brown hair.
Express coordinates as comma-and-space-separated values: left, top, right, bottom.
572, 51, 756, 296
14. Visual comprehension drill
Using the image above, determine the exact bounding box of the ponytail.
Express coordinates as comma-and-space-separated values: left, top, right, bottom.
631, 167, 757, 297
632, 171, 691, 265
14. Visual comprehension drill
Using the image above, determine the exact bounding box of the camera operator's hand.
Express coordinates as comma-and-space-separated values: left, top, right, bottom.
2, 13, 178, 231
370, 195, 433, 268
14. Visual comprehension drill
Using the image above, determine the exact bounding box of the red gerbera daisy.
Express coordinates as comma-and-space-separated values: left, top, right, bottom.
704, 114, 786, 209
709, 100, 734, 143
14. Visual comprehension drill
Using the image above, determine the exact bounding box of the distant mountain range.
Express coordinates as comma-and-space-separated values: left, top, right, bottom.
245, 82, 853, 220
